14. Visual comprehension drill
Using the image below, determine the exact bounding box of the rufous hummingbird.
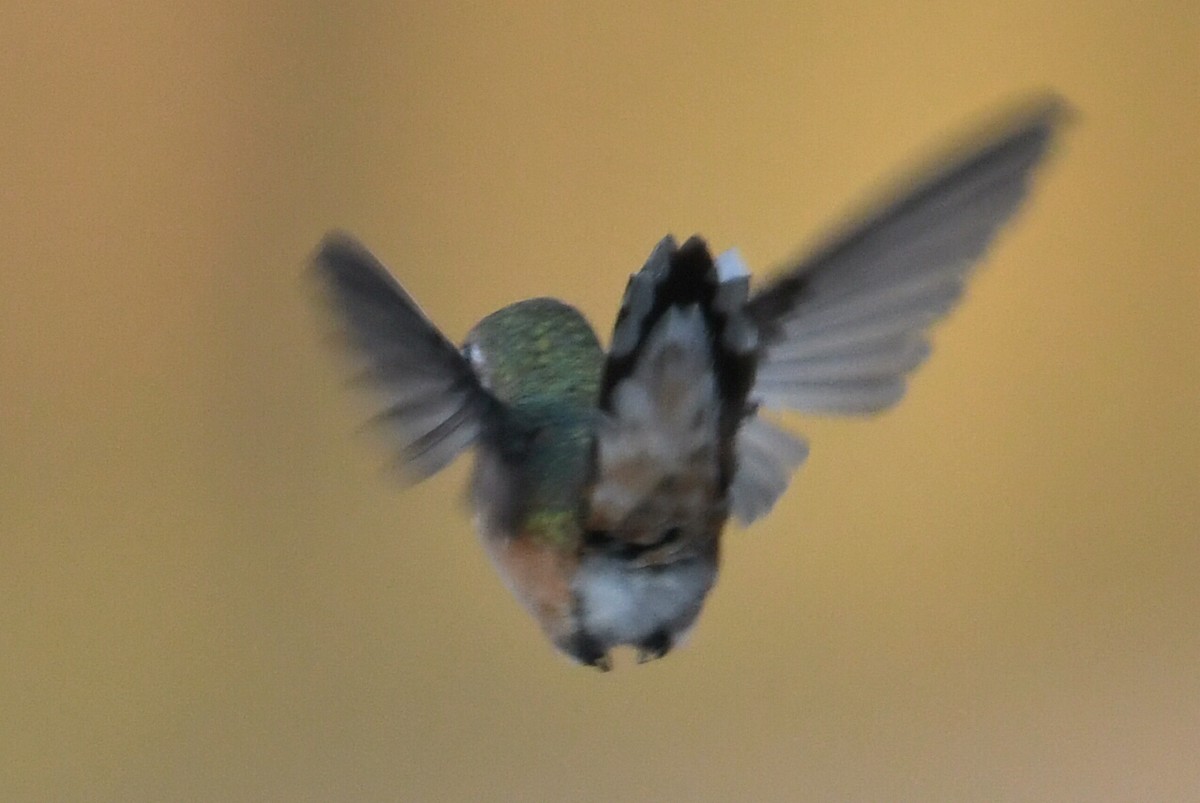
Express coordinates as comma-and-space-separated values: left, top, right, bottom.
314, 96, 1065, 669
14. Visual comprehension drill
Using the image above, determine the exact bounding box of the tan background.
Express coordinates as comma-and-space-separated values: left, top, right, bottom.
3, 3, 1197, 800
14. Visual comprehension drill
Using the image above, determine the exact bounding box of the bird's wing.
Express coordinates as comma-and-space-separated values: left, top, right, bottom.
314, 232, 502, 481
730, 95, 1067, 523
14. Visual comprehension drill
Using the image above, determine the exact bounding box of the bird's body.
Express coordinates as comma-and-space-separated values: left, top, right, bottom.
461, 240, 754, 666
315, 96, 1066, 669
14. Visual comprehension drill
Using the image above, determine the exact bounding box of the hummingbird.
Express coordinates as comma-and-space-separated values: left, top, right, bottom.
314, 96, 1065, 670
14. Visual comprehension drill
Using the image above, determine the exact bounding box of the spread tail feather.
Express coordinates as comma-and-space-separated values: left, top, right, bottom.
587, 237, 758, 551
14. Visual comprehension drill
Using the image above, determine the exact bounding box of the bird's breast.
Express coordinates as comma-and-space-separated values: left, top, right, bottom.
571, 551, 717, 649
477, 520, 580, 645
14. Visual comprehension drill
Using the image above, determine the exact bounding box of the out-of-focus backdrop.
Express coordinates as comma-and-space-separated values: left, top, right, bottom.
3, 3, 1197, 800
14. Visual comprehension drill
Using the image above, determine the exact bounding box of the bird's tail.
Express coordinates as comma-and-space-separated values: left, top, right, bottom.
585, 236, 758, 548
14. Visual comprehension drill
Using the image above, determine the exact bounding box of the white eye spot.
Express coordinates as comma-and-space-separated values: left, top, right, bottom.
463, 342, 481, 367
463, 341, 490, 386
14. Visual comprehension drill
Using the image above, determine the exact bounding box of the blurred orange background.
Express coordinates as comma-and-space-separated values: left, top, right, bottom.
3, 3, 1197, 800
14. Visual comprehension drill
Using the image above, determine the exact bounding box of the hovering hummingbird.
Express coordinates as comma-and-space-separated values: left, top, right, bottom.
314, 96, 1065, 670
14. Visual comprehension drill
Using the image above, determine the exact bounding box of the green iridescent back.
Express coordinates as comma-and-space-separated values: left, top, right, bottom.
467, 298, 604, 545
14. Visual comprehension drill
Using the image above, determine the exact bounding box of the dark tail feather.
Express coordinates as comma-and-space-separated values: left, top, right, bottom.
587, 236, 759, 537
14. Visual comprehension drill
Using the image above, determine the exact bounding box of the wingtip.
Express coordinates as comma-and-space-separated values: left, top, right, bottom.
1020, 89, 1077, 126
973, 89, 1076, 152
311, 230, 370, 274
309, 231, 419, 307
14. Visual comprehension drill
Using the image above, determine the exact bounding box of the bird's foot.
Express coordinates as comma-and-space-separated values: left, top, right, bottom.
635, 630, 672, 664
565, 632, 612, 671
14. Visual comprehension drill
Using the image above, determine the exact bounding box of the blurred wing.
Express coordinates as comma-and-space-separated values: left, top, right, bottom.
313, 232, 501, 481
727, 96, 1066, 524
747, 96, 1066, 416
728, 415, 810, 526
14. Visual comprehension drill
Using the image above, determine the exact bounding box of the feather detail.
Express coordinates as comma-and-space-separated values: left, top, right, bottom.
589, 305, 722, 532
313, 232, 500, 481
729, 416, 809, 525
587, 236, 758, 560
749, 95, 1066, 417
